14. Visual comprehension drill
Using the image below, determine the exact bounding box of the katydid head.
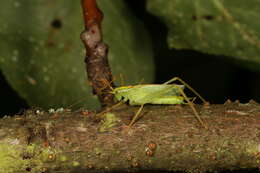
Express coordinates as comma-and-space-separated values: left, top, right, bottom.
98, 77, 134, 103
110, 86, 134, 102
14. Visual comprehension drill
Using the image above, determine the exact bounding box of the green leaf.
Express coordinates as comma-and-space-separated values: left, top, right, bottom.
147, 0, 260, 70
0, 0, 154, 109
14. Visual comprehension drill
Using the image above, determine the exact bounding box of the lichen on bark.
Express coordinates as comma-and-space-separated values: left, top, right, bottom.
0, 101, 259, 172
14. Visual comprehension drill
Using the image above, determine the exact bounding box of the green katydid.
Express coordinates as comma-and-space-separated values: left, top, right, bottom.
100, 77, 208, 128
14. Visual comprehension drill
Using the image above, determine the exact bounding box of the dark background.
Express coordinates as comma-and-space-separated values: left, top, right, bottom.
1, 0, 260, 116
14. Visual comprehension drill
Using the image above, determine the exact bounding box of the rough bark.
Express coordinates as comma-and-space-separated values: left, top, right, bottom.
80, 0, 115, 107
0, 101, 260, 173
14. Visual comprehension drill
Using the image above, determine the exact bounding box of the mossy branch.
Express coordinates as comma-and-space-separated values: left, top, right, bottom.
0, 101, 259, 172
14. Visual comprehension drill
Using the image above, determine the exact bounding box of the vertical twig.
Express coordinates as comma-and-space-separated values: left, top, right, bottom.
80, 0, 115, 107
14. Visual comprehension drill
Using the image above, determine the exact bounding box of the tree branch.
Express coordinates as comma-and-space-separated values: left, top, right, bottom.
1, 101, 260, 172
80, 0, 115, 107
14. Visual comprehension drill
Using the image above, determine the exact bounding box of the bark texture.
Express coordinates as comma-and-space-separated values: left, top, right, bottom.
80, 0, 115, 107
0, 101, 260, 173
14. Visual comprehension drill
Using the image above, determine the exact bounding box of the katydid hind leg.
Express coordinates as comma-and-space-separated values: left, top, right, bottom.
128, 104, 144, 127
163, 77, 207, 104
175, 86, 208, 129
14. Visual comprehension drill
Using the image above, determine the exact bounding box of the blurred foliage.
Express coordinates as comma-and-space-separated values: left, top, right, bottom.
0, 0, 154, 110
147, 0, 260, 71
